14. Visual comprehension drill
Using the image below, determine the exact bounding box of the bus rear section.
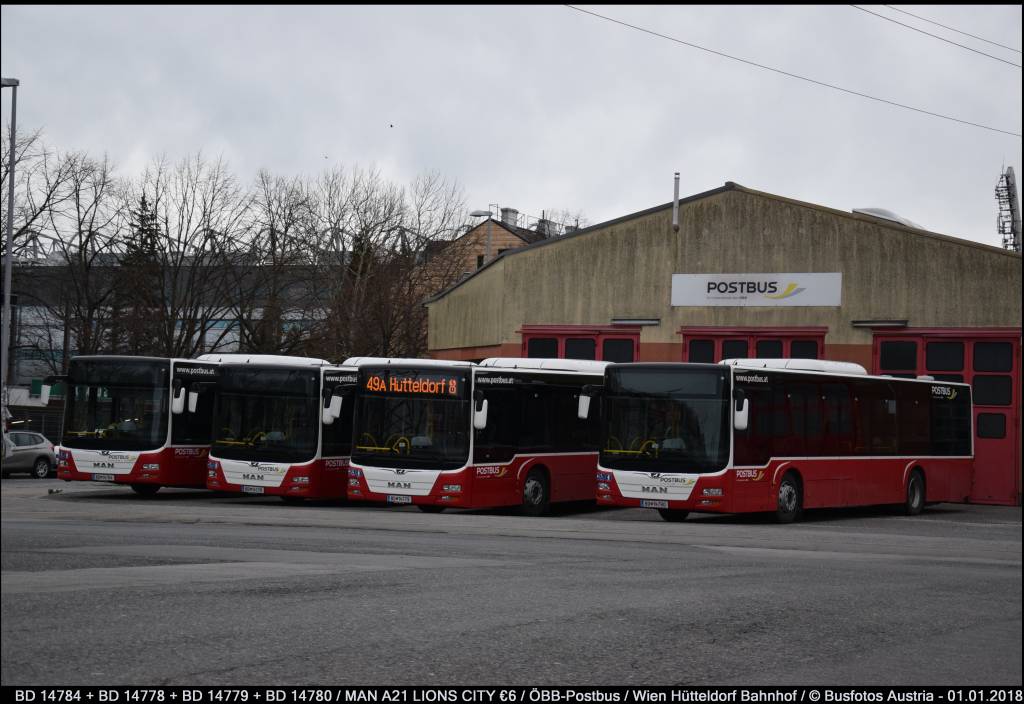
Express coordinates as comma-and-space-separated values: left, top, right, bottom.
53, 356, 217, 495
346, 357, 606, 514
587, 360, 973, 522
205, 357, 357, 501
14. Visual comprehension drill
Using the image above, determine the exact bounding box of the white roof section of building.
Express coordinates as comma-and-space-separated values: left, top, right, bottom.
342, 356, 476, 367
721, 358, 868, 376
852, 207, 924, 230
479, 357, 610, 373
196, 353, 332, 367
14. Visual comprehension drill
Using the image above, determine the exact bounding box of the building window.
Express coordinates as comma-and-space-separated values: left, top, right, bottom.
476, 255, 485, 269
602, 339, 634, 363
790, 340, 818, 359
722, 340, 749, 360
973, 376, 1012, 406
688, 339, 714, 363
974, 342, 1012, 372
879, 341, 917, 372
755, 339, 783, 358
926, 342, 964, 372
977, 413, 1006, 439
565, 338, 597, 360
527, 338, 558, 358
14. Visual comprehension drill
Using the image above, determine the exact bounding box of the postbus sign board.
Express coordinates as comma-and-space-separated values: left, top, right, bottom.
671, 273, 842, 307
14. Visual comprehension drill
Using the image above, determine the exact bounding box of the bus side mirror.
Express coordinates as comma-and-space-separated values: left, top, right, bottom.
40, 384, 52, 406
323, 394, 343, 425
171, 379, 186, 415
733, 389, 748, 431
578, 395, 591, 420
473, 399, 489, 430
187, 390, 199, 414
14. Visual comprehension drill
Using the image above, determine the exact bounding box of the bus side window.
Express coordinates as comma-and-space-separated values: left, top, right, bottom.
822, 382, 854, 455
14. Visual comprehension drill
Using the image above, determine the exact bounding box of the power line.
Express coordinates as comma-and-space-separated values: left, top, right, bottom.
563, 5, 1022, 139
883, 5, 1022, 55
850, 5, 1021, 68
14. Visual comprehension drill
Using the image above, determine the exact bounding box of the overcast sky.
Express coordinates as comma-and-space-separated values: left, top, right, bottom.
2, 5, 1021, 247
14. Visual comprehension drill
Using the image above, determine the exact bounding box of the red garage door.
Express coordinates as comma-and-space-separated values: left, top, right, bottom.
874, 329, 1021, 506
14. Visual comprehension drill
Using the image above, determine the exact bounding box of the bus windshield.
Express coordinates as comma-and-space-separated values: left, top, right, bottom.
212, 366, 321, 465
352, 368, 470, 470
62, 358, 170, 452
601, 366, 730, 473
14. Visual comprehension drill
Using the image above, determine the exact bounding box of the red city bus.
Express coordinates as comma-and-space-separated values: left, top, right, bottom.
50, 356, 218, 495
205, 356, 358, 502
346, 357, 607, 514
580, 359, 973, 522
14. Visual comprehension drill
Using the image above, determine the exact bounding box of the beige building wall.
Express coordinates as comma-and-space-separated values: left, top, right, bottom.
427, 185, 1022, 358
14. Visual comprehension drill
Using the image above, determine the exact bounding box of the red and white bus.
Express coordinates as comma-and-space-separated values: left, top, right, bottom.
50, 355, 218, 495
580, 359, 973, 522
205, 356, 358, 502
346, 357, 607, 514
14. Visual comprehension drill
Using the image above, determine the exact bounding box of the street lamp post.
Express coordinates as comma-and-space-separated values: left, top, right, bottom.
1, 77, 19, 428
470, 209, 492, 267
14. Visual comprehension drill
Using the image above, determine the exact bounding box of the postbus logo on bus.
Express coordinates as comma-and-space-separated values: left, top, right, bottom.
931, 385, 958, 400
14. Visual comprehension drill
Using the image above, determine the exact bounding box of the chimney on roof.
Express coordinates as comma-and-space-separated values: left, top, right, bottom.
500, 207, 519, 228
536, 218, 555, 238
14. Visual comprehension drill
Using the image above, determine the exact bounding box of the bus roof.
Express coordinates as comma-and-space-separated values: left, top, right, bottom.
479, 357, 610, 374
196, 353, 332, 367
722, 358, 868, 375
342, 356, 475, 368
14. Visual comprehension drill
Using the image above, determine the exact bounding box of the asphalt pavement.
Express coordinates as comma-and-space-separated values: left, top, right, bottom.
1, 477, 1021, 686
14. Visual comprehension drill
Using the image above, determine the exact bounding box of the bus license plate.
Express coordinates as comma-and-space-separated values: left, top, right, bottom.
640, 499, 669, 509
242, 486, 264, 495
387, 495, 412, 504
91, 474, 115, 481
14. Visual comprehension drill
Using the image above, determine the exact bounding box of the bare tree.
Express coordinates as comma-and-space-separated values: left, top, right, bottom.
17, 152, 126, 371
132, 153, 251, 358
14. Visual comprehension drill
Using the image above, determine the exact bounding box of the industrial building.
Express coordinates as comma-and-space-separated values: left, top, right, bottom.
425, 181, 1022, 505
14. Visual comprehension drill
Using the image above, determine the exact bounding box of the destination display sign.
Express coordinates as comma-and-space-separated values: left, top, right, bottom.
361, 369, 466, 398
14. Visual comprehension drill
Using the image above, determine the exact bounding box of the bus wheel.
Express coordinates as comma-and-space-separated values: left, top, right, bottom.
522, 469, 550, 517
904, 471, 925, 516
130, 484, 161, 497
658, 509, 689, 522
417, 505, 445, 513
775, 472, 803, 523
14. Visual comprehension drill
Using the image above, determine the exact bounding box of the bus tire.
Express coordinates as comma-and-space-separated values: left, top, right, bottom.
775, 472, 803, 524
904, 470, 925, 516
658, 509, 690, 522
417, 505, 445, 513
521, 469, 550, 517
130, 484, 161, 497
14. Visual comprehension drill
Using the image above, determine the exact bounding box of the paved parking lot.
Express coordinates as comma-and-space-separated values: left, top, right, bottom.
2, 477, 1021, 685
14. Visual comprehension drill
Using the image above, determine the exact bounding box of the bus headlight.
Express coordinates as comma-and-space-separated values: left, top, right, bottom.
597, 482, 610, 491
348, 468, 362, 477
142, 463, 159, 471
349, 478, 360, 487
596, 472, 611, 482
291, 476, 310, 484
443, 484, 461, 492
702, 488, 723, 497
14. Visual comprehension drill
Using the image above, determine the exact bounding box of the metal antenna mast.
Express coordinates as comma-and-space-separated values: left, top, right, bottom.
995, 167, 1021, 253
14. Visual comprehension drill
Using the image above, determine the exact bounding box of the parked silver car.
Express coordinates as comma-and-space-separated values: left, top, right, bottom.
2, 431, 56, 478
